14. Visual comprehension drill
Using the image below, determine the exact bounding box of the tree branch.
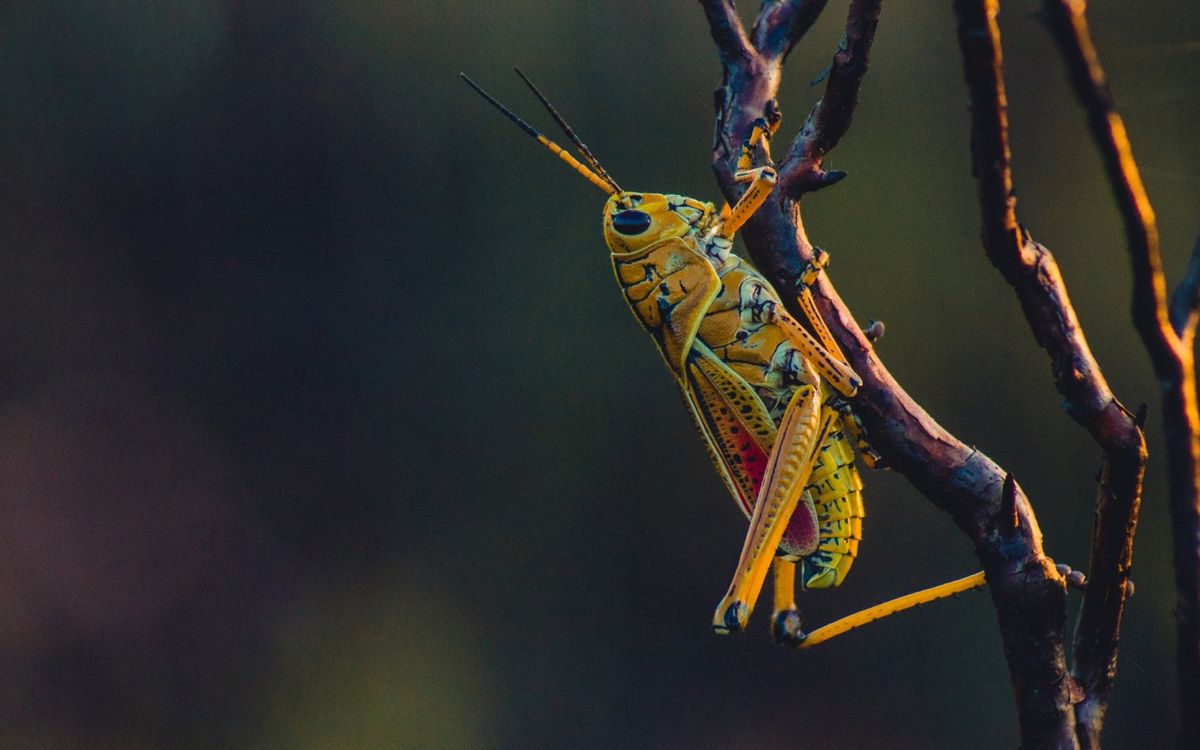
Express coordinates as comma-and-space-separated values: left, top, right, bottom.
1041, 0, 1171, 371
777, 0, 882, 197
955, 2, 1147, 745
699, 0, 753, 64
1040, 3, 1200, 746
751, 0, 829, 61
1037, 2, 1200, 745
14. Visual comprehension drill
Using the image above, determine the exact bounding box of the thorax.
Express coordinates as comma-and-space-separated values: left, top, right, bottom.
692, 244, 820, 421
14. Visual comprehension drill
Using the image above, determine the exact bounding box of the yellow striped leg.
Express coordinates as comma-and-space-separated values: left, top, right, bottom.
792, 262, 886, 464
795, 571, 987, 648
736, 117, 775, 171
713, 389, 832, 634
717, 167, 777, 240
796, 286, 848, 365
793, 249, 850, 366
771, 559, 805, 644
766, 304, 861, 397
791, 259, 885, 464
718, 115, 782, 224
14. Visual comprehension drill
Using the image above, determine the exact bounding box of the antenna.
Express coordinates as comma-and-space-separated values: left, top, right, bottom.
460, 73, 617, 196
512, 67, 622, 195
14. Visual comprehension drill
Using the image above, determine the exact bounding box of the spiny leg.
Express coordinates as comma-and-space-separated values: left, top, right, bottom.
717, 111, 782, 229
830, 394, 884, 468
713, 389, 834, 634
771, 558, 805, 645
791, 563, 1093, 648
794, 249, 848, 364
716, 166, 777, 240
791, 251, 884, 464
794, 571, 987, 649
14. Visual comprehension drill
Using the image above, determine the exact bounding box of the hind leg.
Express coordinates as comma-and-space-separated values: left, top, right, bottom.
713, 390, 835, 634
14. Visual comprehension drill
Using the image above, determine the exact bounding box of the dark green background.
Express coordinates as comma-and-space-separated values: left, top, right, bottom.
2, 2, 1197, 747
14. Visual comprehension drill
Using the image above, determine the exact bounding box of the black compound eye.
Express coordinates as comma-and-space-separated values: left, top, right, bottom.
612, 209, 652, 236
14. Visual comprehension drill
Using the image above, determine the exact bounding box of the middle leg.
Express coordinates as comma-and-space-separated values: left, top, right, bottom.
771, 558, 805, 644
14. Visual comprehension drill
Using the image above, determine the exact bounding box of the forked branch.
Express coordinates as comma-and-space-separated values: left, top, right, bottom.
777, 0, 881, 196
1042, 0, 1170, 368
955, 1, 1146, 745
750, 0, 829, 61
701, 0, 753, 63
1042, 2, 1200, 746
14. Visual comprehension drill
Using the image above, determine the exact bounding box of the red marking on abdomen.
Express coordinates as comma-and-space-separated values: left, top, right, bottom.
731, 436, 769, 517
780, 507, 819, 557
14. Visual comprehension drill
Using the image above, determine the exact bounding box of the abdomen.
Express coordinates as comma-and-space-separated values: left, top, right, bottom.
792, 408, 864, 589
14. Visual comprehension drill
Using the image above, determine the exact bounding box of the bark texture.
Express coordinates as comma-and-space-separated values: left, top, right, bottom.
1039, 2, 1200, 746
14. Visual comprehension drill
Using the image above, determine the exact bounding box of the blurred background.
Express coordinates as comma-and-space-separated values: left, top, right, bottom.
1, 1, 1197, 748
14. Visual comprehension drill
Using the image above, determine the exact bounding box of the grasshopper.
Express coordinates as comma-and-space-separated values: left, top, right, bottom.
463, 70, 985, 647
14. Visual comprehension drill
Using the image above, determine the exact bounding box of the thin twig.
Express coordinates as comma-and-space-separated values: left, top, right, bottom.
777, 0, 882, 196
1041, 0, 1170, 369
699, 0, 753, 64
751, 0, 829, 61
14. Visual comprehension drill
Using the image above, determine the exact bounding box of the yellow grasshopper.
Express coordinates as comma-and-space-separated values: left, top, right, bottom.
463, 70, 985, 647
